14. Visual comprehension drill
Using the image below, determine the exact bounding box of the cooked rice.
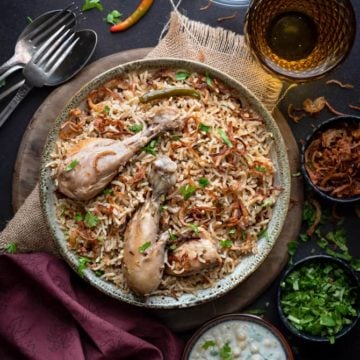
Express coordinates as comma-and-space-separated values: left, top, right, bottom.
48, 69, 280, 297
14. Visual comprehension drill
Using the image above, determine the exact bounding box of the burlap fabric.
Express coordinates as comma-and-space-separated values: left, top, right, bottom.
0, 12, 283, 255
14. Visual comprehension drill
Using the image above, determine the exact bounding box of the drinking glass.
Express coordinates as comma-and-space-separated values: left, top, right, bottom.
244, 0, 356, 81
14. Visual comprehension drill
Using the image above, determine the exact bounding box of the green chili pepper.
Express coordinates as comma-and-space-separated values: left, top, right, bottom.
139, 87, 201, 103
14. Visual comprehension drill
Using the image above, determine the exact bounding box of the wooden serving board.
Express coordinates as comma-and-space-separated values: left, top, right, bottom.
12, 48, 303, 332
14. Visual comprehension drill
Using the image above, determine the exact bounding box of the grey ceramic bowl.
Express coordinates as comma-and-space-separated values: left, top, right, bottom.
40, 58, 291, 309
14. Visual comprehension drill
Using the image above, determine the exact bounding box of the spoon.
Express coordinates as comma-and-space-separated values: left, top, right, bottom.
0, 7, 77, 75
0, 29, 97, 128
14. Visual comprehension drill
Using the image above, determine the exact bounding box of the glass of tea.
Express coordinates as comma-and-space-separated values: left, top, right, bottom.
244, 0, 356, 81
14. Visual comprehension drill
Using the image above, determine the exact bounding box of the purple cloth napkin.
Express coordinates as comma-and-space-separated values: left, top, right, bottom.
0, 253, 183, 360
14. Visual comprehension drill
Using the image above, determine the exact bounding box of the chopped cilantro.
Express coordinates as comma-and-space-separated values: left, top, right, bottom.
5, 243, 17, 254
198, 178, 209, 188
105, 10, 122, 25
168, 231, 177, 241
202, 340, 216, 350
220, 239, 233, 249
255, 165, 266, 172
77, 257, 92, 276
179, 184, 196, 200
95, 269, 104, 277
74, 213, 83, 222
258, 229, 269, 241
199, 123, 211, 133
138, 242, 151, 253
26, 16, 33, 23
299, 233, 309, 242
218, 129, 233, 148
205, 72, 213, 87
280, 261, 358, 343
189, 223, 199, 234
84, 212, 99, 228
65, 159, 79, 172
143, 139, 158, 156
175, 71, 190, 81
102, 188, 114, 195
219, 342, 232, 360
261, 198, 272, 208
128, 123, 143, 133
82, 0, 103, 12
228, 228, 236, 235
160, 205, 168, 212
287, 241, 298, 262
103, 105, 110, 116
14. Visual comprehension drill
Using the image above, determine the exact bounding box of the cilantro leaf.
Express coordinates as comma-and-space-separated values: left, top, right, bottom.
255, 165, 266, 173
77, 257, 92, 276
258, 229, 269, 241
84, 212, 99, 228
102, 188, 114, 195
202, 340, 216, 350
168, 231, 177, 241
5, 243, 17, 253
218, 129, 233, 148
65, 159, 79, 172
220, 239, 233, 249
82, 0, 103, 12
219, 342, 232, 360
74, 213, 84, 222
143, 139, 158, 156
128, 124, 143, 133
198, 178, 209, 188
26, 16, 33, 23
179, 184, 196, 200
189, 223, 199, 234
105, 10, 122, 25
103, 105, 110, 116
199, 123, 211, 133
138, 242, 151, 253
175, 71, 190, 81
228, 228, 236, 235
205, 71, 213, 87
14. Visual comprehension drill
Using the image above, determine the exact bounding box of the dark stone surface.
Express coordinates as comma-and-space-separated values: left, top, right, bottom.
0, 1, 358, 359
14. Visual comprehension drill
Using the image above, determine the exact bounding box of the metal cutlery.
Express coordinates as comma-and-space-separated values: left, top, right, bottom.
0, 26, 80, 128
0, 5, 77, 75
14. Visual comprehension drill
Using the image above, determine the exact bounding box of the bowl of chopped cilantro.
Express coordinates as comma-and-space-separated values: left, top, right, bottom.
278, 255, 359, 343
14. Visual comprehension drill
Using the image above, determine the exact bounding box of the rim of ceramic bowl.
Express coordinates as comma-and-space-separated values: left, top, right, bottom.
181, 313, 294, 359
39, 58, 291, 309
300, 115, 360, 204
277, 255, 360, 343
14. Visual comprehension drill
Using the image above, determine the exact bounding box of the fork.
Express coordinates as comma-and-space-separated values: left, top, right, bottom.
0, 4, 77, 75
0, 26, 79, 128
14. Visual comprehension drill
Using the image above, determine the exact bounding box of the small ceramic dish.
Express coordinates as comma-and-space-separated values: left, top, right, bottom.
277, 255, 360, 343
182, 313, 294, 359
300, 115, 360, 204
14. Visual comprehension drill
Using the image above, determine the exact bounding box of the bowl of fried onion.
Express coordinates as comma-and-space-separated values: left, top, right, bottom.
301, 116, 360, 203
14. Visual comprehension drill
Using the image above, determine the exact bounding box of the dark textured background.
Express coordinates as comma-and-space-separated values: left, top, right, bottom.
0, 1, 359, 359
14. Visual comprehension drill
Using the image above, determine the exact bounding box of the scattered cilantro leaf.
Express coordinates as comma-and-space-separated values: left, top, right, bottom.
199, 123, 211, 133
84, 212, 99, 228
218, 128, 233, 148
26, 16, 33, 23
205, 71, 213, 87
299, 233, 309, 242
5, 243, 17, 253
105, 10, 122, 25
74, 213, 84, 222
261, 198, 272, 208
303, 201, 315, 226
198, 178, 209, 188
287, 241, 298, 263
102, 188, 114, 195
246, 308, 266, 317
65, 159, 79, 172
175, 71, 190, 81
219, 342, 232, 360
78, 257, 92, 276
258, 229, 269, 241
179, 184, 196, 200
95, 269, 104, 277
168, 231, 177, 241
103, 105, 110, 116
143, 139, 158, 155
138, 241, 151, 253
128, 124, 143, 133
82, 0, 104, 12
255, 165, 266, 173
220, 239, 233, 249
202, 340, 216, 350
189, 223, 199, 234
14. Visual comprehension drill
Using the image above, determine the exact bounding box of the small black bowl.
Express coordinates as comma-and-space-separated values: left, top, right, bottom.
300, 115, 360, 204
277, 255, 360, 343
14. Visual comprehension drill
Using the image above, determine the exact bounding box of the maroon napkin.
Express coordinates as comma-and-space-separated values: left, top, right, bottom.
0, 253, 183, 360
